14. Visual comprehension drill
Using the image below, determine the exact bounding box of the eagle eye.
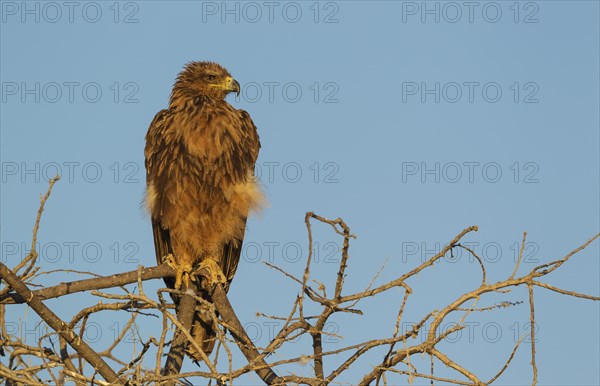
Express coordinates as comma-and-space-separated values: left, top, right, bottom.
205, 74, 216, 82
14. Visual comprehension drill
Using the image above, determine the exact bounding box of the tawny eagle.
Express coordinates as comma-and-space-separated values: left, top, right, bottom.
144, 61, 262, 358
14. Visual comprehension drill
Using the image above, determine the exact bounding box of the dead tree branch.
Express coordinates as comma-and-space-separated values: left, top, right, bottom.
0, 262, 120, 384
2, 179, 598, 385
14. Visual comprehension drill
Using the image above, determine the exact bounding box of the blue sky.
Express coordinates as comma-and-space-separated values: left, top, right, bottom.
1, 1, 599, 384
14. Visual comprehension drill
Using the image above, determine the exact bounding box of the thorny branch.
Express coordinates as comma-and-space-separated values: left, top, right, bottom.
1, 180, 598, 385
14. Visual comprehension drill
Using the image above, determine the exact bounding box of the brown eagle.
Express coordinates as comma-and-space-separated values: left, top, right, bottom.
144, 61, 263, 359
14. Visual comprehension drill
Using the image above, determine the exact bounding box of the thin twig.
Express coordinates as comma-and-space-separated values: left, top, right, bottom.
527, 283, 538, 385
510, 232, 528, 280
13, 176, 60, 281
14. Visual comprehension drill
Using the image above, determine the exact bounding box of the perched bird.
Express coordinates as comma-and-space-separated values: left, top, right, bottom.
144, 61, 263, 359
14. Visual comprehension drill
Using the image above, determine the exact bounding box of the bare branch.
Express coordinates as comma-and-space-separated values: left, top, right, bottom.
510, 231, 528, 280
533, 281, 600, 300
11, 176, 60, 281
527, 283, 538, 385
0, 262, 120, 384
3, 193, 598, 386
1, 265, 174, 304
162, 291, 206, 381
212, 284, 281, 385
487, 335, 525, 384
532, 233, 600, 276
429, 348, 482, 385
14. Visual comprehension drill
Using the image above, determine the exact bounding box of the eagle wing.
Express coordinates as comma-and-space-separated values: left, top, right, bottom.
219, 109, 260, 291
145, 109, 177, 289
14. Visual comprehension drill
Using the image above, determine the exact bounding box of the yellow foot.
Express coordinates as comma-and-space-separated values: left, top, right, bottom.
197, 259, 227, 286
162, 254, 192, 290
174, 264, 193, 290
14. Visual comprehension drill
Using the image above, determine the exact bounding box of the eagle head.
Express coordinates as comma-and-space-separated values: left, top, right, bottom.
172, 61, 240, 101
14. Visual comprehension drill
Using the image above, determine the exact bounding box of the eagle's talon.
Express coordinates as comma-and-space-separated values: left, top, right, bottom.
179, 264, 195, 290
197, 259, 227, 286
161, 253, 176, 267
163, 254, 193, 290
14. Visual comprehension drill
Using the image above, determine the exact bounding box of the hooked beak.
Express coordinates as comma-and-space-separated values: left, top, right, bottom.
225, 76, 240, 96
